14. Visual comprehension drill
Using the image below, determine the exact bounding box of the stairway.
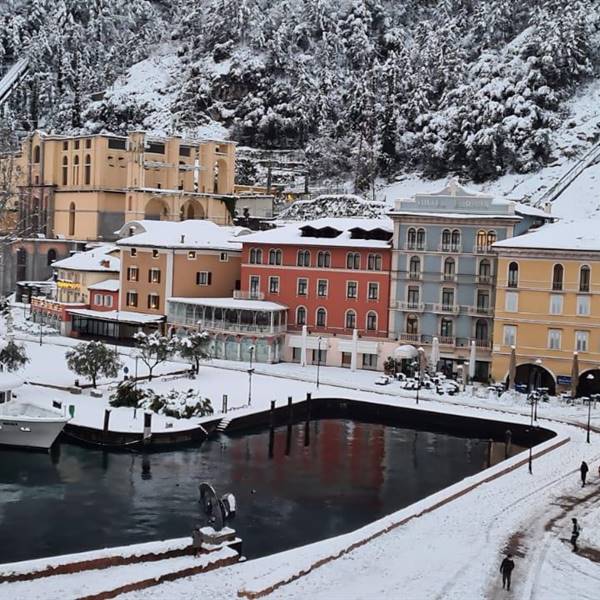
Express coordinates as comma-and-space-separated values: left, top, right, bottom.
216, 416, 232, 432
0, 58, 29, 107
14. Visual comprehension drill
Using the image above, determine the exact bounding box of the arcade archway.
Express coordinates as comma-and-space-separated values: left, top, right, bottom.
511, 363, 556, 395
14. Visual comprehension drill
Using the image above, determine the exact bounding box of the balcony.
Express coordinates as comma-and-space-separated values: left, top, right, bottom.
439, 245, 462, 253
441, 273, 457, 282
397, 301, 425, 312
431, 303, 460, 314
439, 336, 455, 345
397, 332, 421, 343
473, 245, 495, 255
477, 274, 493, 284
408, 271, 422, 280
233, 290, 265, 301
466, 305, 494, 316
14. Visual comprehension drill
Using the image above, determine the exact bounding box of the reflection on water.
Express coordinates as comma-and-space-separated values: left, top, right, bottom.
0, 419, 521, 563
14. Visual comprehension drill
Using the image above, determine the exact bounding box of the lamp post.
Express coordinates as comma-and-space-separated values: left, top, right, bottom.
316, 336, 322, 390
247, 345, 255, 406
39, 319, 43, 346
585, 373, 595, 443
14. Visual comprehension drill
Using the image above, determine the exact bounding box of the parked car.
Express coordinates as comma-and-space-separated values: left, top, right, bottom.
375, 375, 392, 386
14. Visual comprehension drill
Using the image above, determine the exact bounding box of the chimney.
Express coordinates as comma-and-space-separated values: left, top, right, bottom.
180, 234, 185, 243
100, 259, 110, 268
544, 201, 552, 214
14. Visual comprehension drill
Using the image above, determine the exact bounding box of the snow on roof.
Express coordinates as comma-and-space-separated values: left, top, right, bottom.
388, 211, 521, 221
241, 217, 393, 248
168, 297, 287, 311
493, 219, 600, 252
52, 246, 120, 272
277, 194, 386, 221
116, 220, 244, 251
87, 279, 120, 292
0, 373, 24, 392
66, 309, 164, 324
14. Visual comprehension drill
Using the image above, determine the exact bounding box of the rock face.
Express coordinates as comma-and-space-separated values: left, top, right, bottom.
277, 194, 386, 221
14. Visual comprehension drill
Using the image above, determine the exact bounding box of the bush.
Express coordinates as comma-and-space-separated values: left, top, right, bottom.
109, 380, 147, 408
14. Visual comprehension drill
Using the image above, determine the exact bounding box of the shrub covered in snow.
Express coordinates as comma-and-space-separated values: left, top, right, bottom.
278, 194, 386, 221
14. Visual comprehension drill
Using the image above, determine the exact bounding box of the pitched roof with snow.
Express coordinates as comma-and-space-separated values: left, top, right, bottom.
52, 246, 120, 272
116, 220, 244, 251
240, 217, 393, 248
493, 219, 600, 252
87, 279, 120, 291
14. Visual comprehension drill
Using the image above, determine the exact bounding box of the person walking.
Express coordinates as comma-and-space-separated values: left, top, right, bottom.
571, 518, 581, 552
500, 554, 515, 591
580, 461, 589, 487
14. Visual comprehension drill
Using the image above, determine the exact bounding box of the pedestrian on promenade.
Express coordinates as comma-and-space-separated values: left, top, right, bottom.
500, 554, 515, 591
571, 518, 581, 552
580, 461, 589, 487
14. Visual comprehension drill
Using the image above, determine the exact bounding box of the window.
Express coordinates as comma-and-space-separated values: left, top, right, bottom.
126, 291, 138, 307
179, 145, 191, 157
416, 228, 425, 250
292, 347, 302, 362
317, 279, 328, 297
576, 330, 589, 352
362, 353, 378, 369
505, 291, 518, 312
552, 264, 564, 291
249, 248, 262, 264
74, 140, 80, 150
108, 137, 127, 150
46, 249, 57, 266
503, 325, 516, 346
33, 145, 40, 163
577, 295, 590, 316
297, 278, 307, 296
345, 310, 356, 329
196, 271, 212, 286
127, 266, 139, 282
316, 308, 327, 327
317, 251, 331, 268
579, 265, 590, 292
297, 250, 310, 267
409, 256, 420, 279
62, 156, 68, 185
72, 155, 80, 184
451, 229, 461, 251
104, 295, 113, 308
441, 229, 451, 251
152, 249, 159, 259
68, 202, 76, 236
368, 254, 382, 271
85, 139, 91, 149
147, 142, 165, 154
476, 230, 487, 252
442, 287, 454, 309
249, 275, 260, 294
443, 257, 455, 280
407, 228, 416, 249
479, 259, 491, 281
130, 248, 137, 257
406, 314, 419, 334
84, 155, 91, 185
548, 329, 562, 350
147, 294, 160, 309
188, 251, 196, 260
407, 286, 420, 308
487, 231, 497, 249
313, 348, 327, 363
440, 318, 453, 338
269, 249, 282, 265
368, 282, 379, 300
347, 252, 360, 269
62, 141, 68, 151
366, 311, 377, 331
508, 262, 519, 288
269, 276, 280, 294
296, 306, 306, 325
475, 319, 488, 342
94, 294, 102, 305
220, 252, 229, 262
148, 268, 161, 283
549, 294, 563, 315
346, 281, 357, 299
476, 290, 490, 312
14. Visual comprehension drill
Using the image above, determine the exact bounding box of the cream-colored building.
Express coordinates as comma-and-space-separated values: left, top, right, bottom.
15, 130, 236, 242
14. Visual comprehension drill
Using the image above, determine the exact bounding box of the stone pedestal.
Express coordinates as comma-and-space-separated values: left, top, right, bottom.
198, 526, 237, 546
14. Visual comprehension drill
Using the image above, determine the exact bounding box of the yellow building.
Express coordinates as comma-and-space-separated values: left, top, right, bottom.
14, 130, 236, 241
492, 220, 600, 396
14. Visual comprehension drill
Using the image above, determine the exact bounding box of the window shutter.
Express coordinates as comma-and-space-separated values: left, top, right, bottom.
208, 272, 212, 285
196, 272, 200, 285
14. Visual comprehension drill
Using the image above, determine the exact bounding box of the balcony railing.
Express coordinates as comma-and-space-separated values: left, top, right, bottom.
408, 271, 422, 280
466, 305, 494, 316
439, 336, 455, 345
477, 274, 493, 284
473, 245, 495, 255
441, 273, 457, 282
439, 245, 462, 253
233, 290, 265, 300
397, 301, 425, 312
398, 332, 421, 343
431, 303, 460, 314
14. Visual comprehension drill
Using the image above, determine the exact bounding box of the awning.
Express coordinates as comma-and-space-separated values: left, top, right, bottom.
66, 308, 164, 325
394, 344, 418, 359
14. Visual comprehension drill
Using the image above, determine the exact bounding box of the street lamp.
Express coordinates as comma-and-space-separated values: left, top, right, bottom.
585, 373, 595, 443
247, 345, 255, 406
316, 336, 322, 389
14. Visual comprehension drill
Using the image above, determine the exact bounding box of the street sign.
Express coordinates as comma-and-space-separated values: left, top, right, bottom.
123, 366, 129, 375
557, 375, 571, 385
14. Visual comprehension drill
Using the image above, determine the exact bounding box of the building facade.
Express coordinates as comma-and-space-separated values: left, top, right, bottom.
388, 180, 551, 380
492, 220, 600, 396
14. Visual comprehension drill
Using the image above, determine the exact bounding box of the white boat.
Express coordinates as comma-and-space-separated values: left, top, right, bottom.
0, 373, 69, 450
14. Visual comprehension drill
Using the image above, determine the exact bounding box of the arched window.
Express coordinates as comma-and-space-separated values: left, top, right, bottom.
552, 264, 564, 291
249, 248, 262, 264
409, 256, 420, 279
486, 230, 497, 249
406, 314, 419, 334
269, 249, 282, 265
62, 156, 68, 185
508, 262, 519, 288
580, 265, 590, 292
416, 228, 426, 250
451, 229, 461, 251
441, 229, 451, 251
296, 306, 306, 325
345, 309, 356, 329
367, 253, 382, 270
443, 257, 455, 280
68, 202, 76, 236
479, 259, 491, 281
346, 252, 360, 269
73, 155, 80, 184
297, 250, 310, 267
407, 228, 416, 250
84, 154, 91, 185
317, 251, 330, 268
476, 230, 487, 252
46, 249, 57, 266
475, 319, 488, 342
316, 307, 327, 327
366, 311, 377, 331
440, 318, 453, 338
33, 145, 40, 163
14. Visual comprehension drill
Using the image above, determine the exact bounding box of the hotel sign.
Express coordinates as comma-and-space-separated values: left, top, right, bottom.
57, 279, 81, 290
